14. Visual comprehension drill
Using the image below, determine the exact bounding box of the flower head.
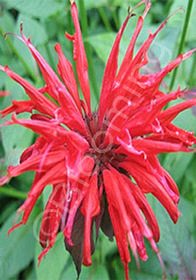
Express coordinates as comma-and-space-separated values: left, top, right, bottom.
0, 1, 196, 279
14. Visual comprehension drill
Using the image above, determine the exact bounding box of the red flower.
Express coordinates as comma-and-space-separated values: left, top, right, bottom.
0, 1, 196, 279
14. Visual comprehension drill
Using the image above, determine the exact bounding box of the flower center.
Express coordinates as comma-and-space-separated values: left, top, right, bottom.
84, 113, 126, 169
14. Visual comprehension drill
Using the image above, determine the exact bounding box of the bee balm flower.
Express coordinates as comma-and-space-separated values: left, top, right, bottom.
0, 1, 196, 279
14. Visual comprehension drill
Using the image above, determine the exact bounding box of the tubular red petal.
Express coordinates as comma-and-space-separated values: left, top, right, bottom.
55, 43, 82, 113
8, 222, 23, 236
11, 114, 67, 141
117, 2, 151, 80
0, 100, 34, 117
106, 203, 131, 265
130, 182, 160, 242
145, 155, 180, 204
127, 230, 140, 269
108, 16, 188, 119
63, 156, 95, 244
165, 124, 196, 147
0, 65, 58, 117
113, 85, 180, 136
18, 28, 84, 125
0, 175, 10, 186
8, 163, 66, 238
38, 246, 52, 265
103, 169, 131, 230
4, 152, 65, 178
129, 12, 180, 76
98, 14, 130, 124
105, 87, 181, 144
103, 169, 131, 265
111, 167, 153, 239
19, 26, 68, 99
104, 102, 132, 146
81, 173, 100, 266
39, 184, 66, 250
0, 90, 9, 96
57, 89, 87, 135
70, 2, 91, 114
120, 160, 180, 223
132, 138, 187, 154
11, 114, 89, 150
131, 222, 148, 261
159, 96, 196, 125
28, 162, 67, 199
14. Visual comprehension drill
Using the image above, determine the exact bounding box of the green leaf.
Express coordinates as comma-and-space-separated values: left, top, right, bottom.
0, 11, 15, 56
169, 0, 196, 42
162, 152, 193, 183
86, 23, 178, 72
61, 256, 110, 280
35, 233, 69, 280
0, 11, 15, 33
87, 30, 135, 66
8, 276, 18, 280
42, 185, 52, 208
109, 248, 165, 280
86, 33, 116, 64
81, 0, 108, 9
84, 0, 139, 9
178, 156, 196, 204
6, 0, 64, 19
80, 263, 110, 280
0, 207, 39, 279
172, 100, 196, 133
0, 202, 19, 224
162, 102, 196, 183
26, 268, 37, 280
1, 79, 34, 168
2, 124, 34, 167
152, 197, 196, 280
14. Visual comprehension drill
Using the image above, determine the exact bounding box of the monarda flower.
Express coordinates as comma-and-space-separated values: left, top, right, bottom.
0, 1, 196, 279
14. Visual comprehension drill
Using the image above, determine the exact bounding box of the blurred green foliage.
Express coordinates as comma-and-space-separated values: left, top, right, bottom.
0, 0, 196, 279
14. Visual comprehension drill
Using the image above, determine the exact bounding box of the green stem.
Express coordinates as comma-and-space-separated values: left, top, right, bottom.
78, 0, 88, 38
0, 27, 37, 82
170, 0, 194, 90
78, 0, 99, 102
111, 8, 120, 30
98, 7, 112, 32
0, 185, 27, 200
44, 42, 56, 70
188, 52, 196, 87
67, 2, 74, 65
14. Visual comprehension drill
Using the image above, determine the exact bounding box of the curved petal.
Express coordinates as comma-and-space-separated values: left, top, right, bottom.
98, 13, 130, 124
55, 43, 82, 113
68, 1, 91, 114
80, 173, 100, 265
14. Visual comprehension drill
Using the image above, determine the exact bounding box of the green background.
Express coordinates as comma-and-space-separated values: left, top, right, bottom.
0, 0, 196, 279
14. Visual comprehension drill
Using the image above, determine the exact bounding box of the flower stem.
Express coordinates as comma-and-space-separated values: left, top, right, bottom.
44, 42, 56, 70
67, 2, 74, 65
0, 185, 27, 200
0, 26, 37, 82
98, 7, 112, 32
111, 8, 120, 30
78, 0, 99, 102
170, 0, 194, 90
188, 52, 196, 87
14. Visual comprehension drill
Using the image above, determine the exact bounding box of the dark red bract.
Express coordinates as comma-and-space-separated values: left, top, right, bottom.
0, 1, 196, 279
